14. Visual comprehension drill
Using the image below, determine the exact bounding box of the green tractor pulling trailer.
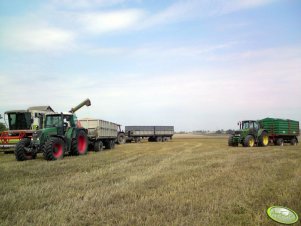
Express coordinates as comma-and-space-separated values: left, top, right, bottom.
229, 118, 299, 147
15, 99, 91, 161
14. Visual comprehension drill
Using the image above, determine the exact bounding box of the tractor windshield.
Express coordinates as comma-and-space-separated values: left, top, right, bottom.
7, 112, 31, 130
45, 115, 63, 128
241, 121, 259, 130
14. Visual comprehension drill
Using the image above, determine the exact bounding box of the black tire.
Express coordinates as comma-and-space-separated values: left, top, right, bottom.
134, 137, 141, 143
243, 135, 255, 147
94, 140, 104, 152
276, 138, 284, 146
228, 135, 234, 146
15, 138, 34, 161
117, 133, 126, 145
104, 140, 115, 150
156, 137, 163, 142
258, 131, 269, 147
290, 138, 297, 146
43, 137, 65, 161
71, 130, 88, 156
228, 135, 238, 147
162, 137, 169, 142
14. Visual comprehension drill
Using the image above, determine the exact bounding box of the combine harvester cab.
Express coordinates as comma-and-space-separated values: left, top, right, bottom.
229, 118, 299, 147
14, 99, 91, 161
0, 106, 54, 153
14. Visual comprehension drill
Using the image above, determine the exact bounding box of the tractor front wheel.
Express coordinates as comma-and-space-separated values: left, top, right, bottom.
244, 135, 255, 147
258, 131, 269, 147
71, 130, 88, 155
15, 138, 36, 161
44, 137, 65, 161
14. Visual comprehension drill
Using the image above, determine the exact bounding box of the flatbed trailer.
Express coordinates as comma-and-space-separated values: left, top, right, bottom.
125, 126, 174, 142
79, 119, 118, 151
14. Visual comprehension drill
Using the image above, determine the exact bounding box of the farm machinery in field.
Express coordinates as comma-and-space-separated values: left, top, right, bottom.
15, 99, 91, 161
0, 106, 54, 152
229, 118, 299, 147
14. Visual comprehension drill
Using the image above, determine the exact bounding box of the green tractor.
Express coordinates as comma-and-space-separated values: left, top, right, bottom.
228, 120, 269, 147
15, 99, 91, 161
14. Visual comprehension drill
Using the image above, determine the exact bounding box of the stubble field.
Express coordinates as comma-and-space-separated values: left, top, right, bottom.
0, 135, 300, 226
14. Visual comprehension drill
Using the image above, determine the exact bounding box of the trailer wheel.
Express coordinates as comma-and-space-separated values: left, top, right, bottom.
44, 137, 65, 160
94, 140, 104, 152
156, 137, 163, 142
276, 138, 284, 146
258, 131, 269, 147
134, 137, 141, 143
105, 140, 115, 150
71, 130, 88, 155
15, 138, 35, 161
290, 138, 297, 146
163, 137, 169, 142
117, 133, 126, 144
243, 135, 255, 147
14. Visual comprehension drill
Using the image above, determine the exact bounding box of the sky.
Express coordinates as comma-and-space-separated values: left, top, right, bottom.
0, 0, 300, 131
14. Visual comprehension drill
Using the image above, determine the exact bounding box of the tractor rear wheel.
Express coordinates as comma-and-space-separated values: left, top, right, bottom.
276, 138, 284, 146
258, 131, 269, 147
94, 140, 104, 152
71, 130, 88, 155
15, 138, 35, 161
244, 135, 255, 147
43, 137, 65, 160
117, 133, 126, 144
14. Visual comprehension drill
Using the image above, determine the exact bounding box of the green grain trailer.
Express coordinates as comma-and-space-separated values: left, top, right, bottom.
229, 118, 299, 147
259, 118, 299, 146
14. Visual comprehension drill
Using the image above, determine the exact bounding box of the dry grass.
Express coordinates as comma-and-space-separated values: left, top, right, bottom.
0, 137, 300, 226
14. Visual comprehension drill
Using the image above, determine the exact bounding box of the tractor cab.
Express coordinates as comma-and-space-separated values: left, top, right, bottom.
240, 120, 260, 131
44, 113, 77, 134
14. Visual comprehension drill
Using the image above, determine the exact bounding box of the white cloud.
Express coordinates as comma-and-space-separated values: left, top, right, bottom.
141, 0, 275, 28
77, 9, 146, 33
1, 25, 75, 52
51, 0, 130, 8
1, 45, 300, 130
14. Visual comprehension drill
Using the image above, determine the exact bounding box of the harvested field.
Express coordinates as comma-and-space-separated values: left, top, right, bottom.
0, 137, 300, 226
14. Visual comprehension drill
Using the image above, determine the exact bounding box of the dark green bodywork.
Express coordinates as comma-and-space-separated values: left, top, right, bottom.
229, 118, 299, 147
30, 114, 84, 154
229, 120, 267, 147
259, 118, 299, 136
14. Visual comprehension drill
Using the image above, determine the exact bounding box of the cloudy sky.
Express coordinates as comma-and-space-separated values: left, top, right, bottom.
0, 0, 300, 131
